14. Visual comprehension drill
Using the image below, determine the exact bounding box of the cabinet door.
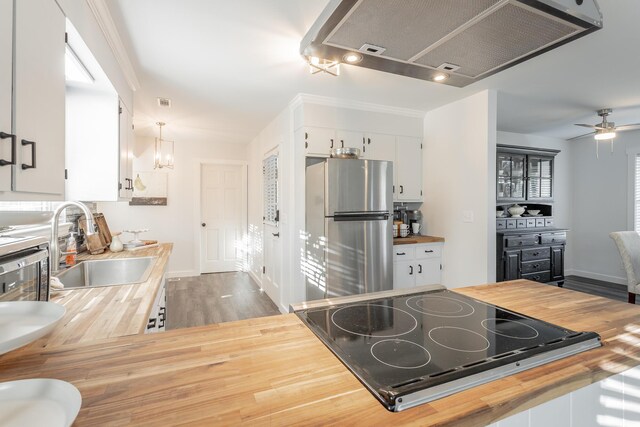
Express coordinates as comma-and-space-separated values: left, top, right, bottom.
0, 0, 12, 191
551, 246, 564, 281
503, 250, 521, 281
415, 258, 441, 286
396, 136, 422, 201
497, 152, 526, 202
13, 0, 65, 195
527, 156, 553, 200
393, 260, 415, 289
336, 130, 364, 151
118, 101, 133, 200
305, 127, 335, 157
363, 133, 395, 162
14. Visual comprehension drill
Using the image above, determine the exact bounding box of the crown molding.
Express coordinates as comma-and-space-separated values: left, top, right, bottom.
86, 0, 140, 92
290, 93, 426, 118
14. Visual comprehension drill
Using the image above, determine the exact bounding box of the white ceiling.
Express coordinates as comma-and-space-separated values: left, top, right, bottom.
106, 0, 640, 144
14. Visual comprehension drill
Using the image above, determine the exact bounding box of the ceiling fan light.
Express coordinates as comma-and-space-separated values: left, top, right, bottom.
594, 130, 616, 140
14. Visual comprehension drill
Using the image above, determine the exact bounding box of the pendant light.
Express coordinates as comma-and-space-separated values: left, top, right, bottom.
154, 122, 174, 169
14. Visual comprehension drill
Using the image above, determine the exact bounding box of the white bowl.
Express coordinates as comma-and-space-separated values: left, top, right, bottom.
527, 210, 541, 216
0, 302, 66, 355
496, 211, 505, 218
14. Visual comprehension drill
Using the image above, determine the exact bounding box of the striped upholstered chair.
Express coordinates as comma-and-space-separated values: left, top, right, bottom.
610, 231, 640, 304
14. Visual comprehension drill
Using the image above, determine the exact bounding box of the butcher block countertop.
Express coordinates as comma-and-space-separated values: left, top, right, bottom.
1, 279, 640, 426
393, 234, 445, 245
39, 243, 173, 347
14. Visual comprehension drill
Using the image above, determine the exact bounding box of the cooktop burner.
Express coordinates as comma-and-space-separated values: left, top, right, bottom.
296, 289, 601, 412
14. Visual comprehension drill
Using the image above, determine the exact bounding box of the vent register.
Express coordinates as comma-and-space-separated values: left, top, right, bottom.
301, 0, 602, 87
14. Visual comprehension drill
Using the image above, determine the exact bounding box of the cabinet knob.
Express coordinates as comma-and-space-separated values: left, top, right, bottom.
201, 223, 206, 227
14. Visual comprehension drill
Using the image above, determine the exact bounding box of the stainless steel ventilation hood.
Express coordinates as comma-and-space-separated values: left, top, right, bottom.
301, 0, 602, 87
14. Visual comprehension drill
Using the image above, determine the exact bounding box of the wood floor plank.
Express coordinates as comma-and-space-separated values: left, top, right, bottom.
166, 272, 280, 329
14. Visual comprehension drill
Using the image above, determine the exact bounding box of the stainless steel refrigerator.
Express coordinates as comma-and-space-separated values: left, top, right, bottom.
305, 158, 393, 301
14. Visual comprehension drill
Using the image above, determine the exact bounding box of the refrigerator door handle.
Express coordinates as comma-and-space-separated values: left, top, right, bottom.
333, 212, 389, 221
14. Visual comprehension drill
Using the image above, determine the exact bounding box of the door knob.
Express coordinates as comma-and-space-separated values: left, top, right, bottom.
201, 223, 206, 227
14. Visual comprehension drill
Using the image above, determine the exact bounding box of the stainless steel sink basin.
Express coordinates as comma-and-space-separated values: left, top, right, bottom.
55, 257, 157, 289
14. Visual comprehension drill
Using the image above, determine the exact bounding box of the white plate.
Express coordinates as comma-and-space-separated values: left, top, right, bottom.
0, 379, 81, 427
0, 302, 65, 355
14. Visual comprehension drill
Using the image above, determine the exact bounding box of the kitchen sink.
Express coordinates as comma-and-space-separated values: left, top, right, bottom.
55, 257, 157, 289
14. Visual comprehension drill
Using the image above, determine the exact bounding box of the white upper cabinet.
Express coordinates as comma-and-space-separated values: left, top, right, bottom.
335, 130, 364, 152
362, 133, 396, 162
12, 0, 65, 196
0, 0, 13, 192
396, 136, 422, 201
118, 101, 134, 200
304, 126, 335, 157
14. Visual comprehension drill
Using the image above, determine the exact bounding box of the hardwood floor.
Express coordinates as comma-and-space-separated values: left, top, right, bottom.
559, 275, 627, 302
166, 272, 281, 330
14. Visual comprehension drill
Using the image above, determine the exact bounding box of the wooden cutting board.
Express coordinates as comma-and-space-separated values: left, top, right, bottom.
78, 213, 112, 254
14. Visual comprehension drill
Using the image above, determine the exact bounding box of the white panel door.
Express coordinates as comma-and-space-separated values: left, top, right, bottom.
200, 164, 246, 273
336, 129, 364, 151
13, 0, 65, 195
415, 259, 441, 286
118, 100, 133, 200
396, 136, 422, 201
262, 152, 281, 309
0, 0, 12, 191
363, 133, 396, 162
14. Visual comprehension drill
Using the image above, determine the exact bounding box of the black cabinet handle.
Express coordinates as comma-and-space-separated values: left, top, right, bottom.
534, 275, 540, 281
272, 232, 280, 237
330, 139, 334, 148
341, 139, 344, 148
532, 252, 540, 256
425, 250, 434, 253
147, 318, 157, 329
0, 132, 16, 166
159, 320, 165, 329
396, 252, 406, 256
393, 185, 395, 193
367, 138, 371, 145
21, 139, 36, 170
409, 265, 413, 275
533, 264, 540, 268
125, 178, 133, 190
418, 264, 422, 274
400, 185, 404, 194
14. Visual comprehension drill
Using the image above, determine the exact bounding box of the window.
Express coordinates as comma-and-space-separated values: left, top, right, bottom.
263, 155, 278, 225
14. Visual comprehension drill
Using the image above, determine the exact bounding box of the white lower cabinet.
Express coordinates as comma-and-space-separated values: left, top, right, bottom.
393, 243, 443, 289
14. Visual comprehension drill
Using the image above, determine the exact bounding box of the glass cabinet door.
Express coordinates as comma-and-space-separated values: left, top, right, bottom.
497, 154, 526, 201
527, 156, 553, 199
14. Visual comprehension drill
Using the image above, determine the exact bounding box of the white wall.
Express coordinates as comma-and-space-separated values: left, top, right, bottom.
569, 130, 640, 284
423, 90, 497, 288
496, 131, 574, 271
98, 135, 247, 277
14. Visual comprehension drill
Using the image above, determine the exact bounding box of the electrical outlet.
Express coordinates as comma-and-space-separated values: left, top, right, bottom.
463, 210, 474, 223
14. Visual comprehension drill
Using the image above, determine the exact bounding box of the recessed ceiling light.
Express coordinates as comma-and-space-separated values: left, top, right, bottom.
343, 52, 363, 63
433, 73, 449, 82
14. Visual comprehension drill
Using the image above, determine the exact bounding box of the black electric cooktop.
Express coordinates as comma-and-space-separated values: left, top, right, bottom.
296, 289, 601, 412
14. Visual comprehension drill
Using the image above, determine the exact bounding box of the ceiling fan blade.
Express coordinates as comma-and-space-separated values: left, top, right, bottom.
615, 124, 640, 131
568, 131, 595, 141
574, 123, 604, 130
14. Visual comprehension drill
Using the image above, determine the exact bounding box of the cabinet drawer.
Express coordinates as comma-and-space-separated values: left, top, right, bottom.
541, 232, 566, 245
526, 219, 536, 228
544, 218, 554, 227
415, 244, 442, 260
535, 218, 545, 227
505, 235, 538, 247
521, 247, 550, 261
506, 219, 517, 229
521, 259, 551, 274
394, 246, 415, 261
496, 219, 506, 230
522, 271, 551, 283
516, 219, 527, 228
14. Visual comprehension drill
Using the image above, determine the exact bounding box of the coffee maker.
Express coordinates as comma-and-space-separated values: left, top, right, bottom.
407, 210, 422, 234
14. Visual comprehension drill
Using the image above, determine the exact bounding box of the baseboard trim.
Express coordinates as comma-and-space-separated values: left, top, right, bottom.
166, 270, 199, 279
565, 269, 626, 286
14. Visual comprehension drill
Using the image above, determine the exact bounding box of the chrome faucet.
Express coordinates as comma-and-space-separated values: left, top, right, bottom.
50, 201, 96, 274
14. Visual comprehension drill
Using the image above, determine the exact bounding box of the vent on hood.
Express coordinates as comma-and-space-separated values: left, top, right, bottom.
301, 0, 602, 87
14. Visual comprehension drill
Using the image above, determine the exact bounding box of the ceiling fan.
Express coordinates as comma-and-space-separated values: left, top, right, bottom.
570, 108, 640, 141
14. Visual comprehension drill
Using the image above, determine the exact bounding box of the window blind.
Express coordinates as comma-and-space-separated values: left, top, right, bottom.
635, 155, 640, 231
263, 155, 278, 225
